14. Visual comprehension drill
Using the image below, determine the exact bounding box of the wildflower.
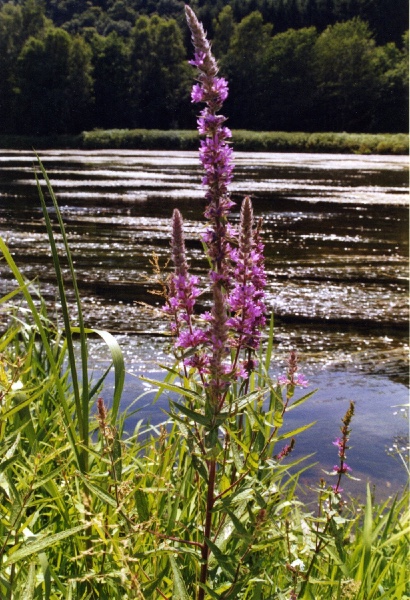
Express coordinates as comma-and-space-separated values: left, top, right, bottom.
278, 350, 309, 388
333, 462, 352, 474
165, 209, 201, 323
177, 328, 208, 350
168, 5, 268, 394
185, 4, 235, 276
278, 371, 309, 388
274, 438, 295, 461
227, 197, 266, 353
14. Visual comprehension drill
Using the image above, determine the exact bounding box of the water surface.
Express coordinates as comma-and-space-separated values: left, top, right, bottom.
0, 149, 408, 497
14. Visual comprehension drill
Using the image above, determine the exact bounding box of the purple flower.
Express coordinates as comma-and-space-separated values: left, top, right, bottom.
278, 372, 309, 388
278, 350, 309, 388
293, 373, 309, 388
189, 51, 206, 68
333, 463, 352, 474
185, 5, 235, 278
191, 84, 205, 103
177, 328, 208, 350
168, 6, 269, 397
227, 198, 266, 355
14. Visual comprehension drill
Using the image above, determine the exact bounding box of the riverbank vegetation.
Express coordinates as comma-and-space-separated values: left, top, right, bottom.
0, 129, 408, 154
0, 0, 408, 136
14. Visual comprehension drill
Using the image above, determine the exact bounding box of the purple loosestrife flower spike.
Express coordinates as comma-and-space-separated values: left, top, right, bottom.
278, 350, 309, 388
165, 209, 201, 351
332, 401, 355, 493
185, 4, 234, 277
171, 209, 188, 278
185, 6, 218, 82
228, 197, 267, 362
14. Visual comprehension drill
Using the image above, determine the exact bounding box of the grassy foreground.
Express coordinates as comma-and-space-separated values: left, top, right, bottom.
0, 129, 408, 154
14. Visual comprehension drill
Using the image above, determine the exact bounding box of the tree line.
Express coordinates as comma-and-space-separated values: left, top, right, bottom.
0, 0, 408, 135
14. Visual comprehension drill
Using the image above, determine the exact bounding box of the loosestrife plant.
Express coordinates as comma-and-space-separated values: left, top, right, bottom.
152, 6, 316, 598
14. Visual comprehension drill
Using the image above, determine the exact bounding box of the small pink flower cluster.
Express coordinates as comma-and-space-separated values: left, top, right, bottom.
331, 401, 355, 493
277, 350, 309, 389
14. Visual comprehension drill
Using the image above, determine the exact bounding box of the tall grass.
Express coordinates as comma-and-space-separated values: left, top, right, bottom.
0, 157, 408, 599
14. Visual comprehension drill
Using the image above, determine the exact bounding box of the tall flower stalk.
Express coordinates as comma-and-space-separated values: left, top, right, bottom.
185, 4, 235, 281
161, 7, 269, 598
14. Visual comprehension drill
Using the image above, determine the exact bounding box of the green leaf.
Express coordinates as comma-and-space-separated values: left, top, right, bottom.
226, 508, 248, 537
76, 472, 117, 508
204, 537, 236, 579
286, 389, 317, 411
170, 555, 190, 600
171, 401, 211, 427
21, 561, 36, 600
275, 421, 316, 441
141, 376, 203, 404
112, 431, 122, 482
135, 489, 150, 522
78, 327, 125, 425
264, 313, 275, 371
142, 566, 168, 597
35, 165, 87, 455
363, 483, 373, 583
3, 524, 86, 566
273, 411, 283, 427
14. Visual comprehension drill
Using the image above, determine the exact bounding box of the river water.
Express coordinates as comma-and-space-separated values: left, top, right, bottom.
0, 149, 408, 497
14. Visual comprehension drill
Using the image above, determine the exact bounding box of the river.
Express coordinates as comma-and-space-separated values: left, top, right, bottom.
0, 149, 408, 497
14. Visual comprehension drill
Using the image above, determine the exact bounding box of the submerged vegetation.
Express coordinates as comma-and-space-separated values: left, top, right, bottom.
0, 6, 409, 599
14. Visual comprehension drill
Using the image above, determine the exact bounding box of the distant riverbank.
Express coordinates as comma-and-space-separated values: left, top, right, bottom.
0, 129, 408, 154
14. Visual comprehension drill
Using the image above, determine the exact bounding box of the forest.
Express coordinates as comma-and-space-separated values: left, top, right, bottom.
0, 0, 408, 135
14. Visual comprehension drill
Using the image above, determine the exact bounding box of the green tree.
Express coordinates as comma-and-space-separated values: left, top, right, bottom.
212, 5, 236, 58
130, 14, 190, 129
0, 3, 23, 133
17, 28, 71, 134
313, 18, 381, 131
17, 27, 94, 134
221, 11, 273, 129
0, 0, 49, 133
373, 32, 409, 132
21, 0, 49, 38
67, 35, 94, 132
264, 26, 318, 130
91, 31, 131, 128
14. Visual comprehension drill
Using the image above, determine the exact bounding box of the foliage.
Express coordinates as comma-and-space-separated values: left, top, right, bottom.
0, 0, 408, 134
129, 13, 192, 129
